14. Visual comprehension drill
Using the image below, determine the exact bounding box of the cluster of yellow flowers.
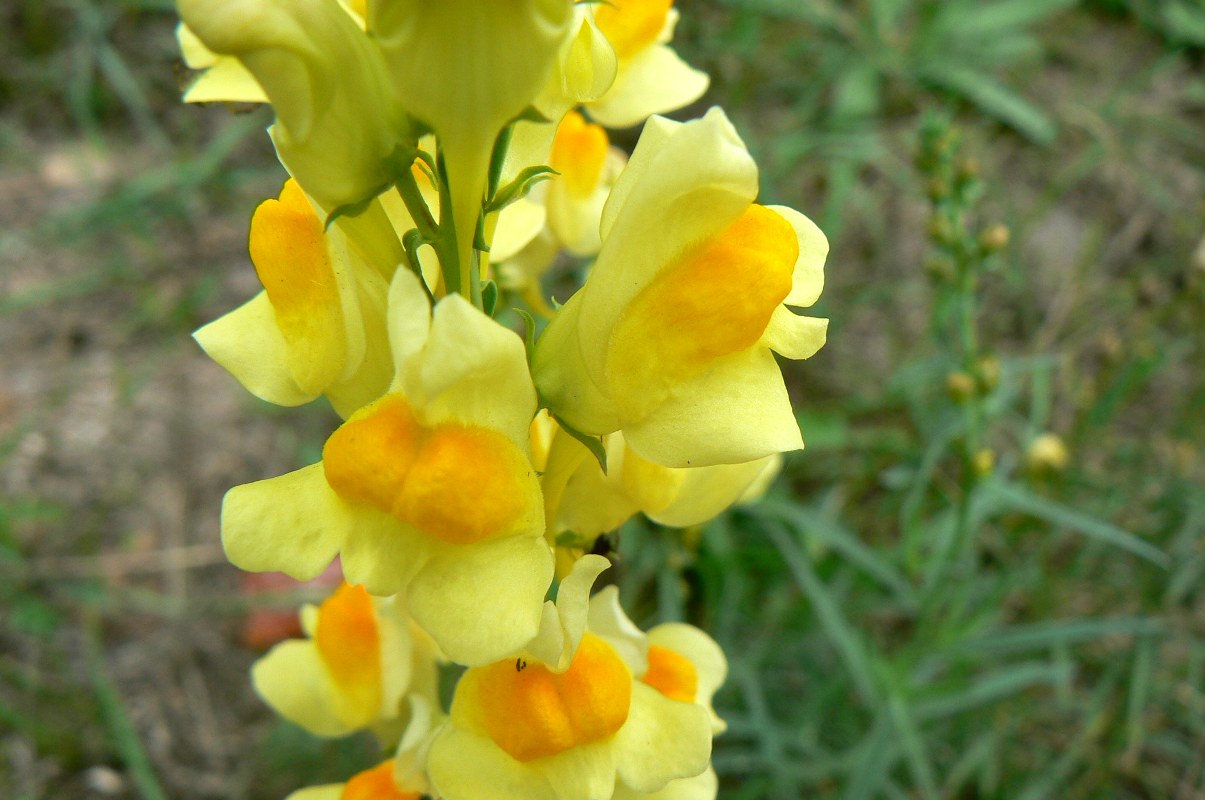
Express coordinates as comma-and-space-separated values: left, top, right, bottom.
178, 1, 828, 798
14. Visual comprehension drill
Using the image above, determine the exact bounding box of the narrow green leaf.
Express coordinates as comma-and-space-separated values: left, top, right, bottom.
766, 523, 879, 703
842, 712, 897, 800
913, 661, 1072, 721
936, 0, 1077, 39
887, 691, 940, 798
947, 616, 1164, 657
920, 65, 1057, 145
1163, 1, 1205, 45
985, 479, 1170, 566
757, 500, 917, 609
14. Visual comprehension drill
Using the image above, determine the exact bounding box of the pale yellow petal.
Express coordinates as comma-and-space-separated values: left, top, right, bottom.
492, 198, 548, 263
587, 586, 650, 676
613, 683, 712, 793
376, 600, 416, 718
221, 464, 349, 580
761, 305, 828, 361
428, 726, 558, 800
182, 56, 267, 104
576, 108, 756, 363
410, 294, 538, 448
644, 459, 774, 529
524, 554, 611, 671
768, 205, 828, 308
387, 268, 434, 380
556, 435, 640, 539
537, 738, 618, 800
647, 624, 727, 734
622, 348, 802, 468
588, 45, 709, 129
252, 640, 347, 737
531, 291, 623, 436
393, 694, 441, 795
285, 785, 345, 800
193, 292, 313, 408
180, 0, 407, 211
327, 266, 394, 418
535, 11, 617, 118
339, 510, 430, 596
613, 767, 718, 800
408, 535, 554, 666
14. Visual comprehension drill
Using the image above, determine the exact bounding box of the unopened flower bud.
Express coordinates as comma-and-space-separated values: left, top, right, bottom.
946, 371, 976, 402
980, 224, 1010, 252
179, 0, 410, 213
975, 355, 1001, 392
973, 448, 995, 477
1026, 433, 1069, 473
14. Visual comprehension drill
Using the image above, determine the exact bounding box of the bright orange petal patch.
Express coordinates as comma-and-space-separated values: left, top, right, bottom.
475, 634, 631, 762
641, 644, 697, 703
594, 0, 673, 60
395, 425, 529, 545
606, 204, 798, 421
341, 760, 420, 800
315, 583, 381, 725
249, 180, 345, 380
323, 395, 531, 545
323, 396, 423, 512
550, 111, 609, 198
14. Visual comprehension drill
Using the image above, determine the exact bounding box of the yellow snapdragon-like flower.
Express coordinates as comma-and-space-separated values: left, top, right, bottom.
251, 583, 439, 739
497, 112, 627, 309
427, 557, 722, 800
533, 412, 780, 548
176, 1, 369, 104
546, 111, 627, 257
178, 0, 409, 212
371, 0, 574, 288
221, 269, 553, 665
533, 108, 829, 468
588, 0, 709, 128
194, 180, 392, 418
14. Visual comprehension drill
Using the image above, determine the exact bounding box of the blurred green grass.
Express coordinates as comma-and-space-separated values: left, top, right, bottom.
1, 0, 1203, 798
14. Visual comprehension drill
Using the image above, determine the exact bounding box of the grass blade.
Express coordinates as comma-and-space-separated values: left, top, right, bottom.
985, 480, 1170, 566
766, 522, 879, 703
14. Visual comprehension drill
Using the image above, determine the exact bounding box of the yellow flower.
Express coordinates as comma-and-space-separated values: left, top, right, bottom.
496, 112, 627, 310
427, 557, 721, 800
251, 583, 439, 739
371, 0, 574, 289
532, 6, 619, 119
533, 412, 780, 546
1026, 432, 1070, 473
221, 269, 552, 665
286, 759, 422, 800
194, 180, 392, 417
178, 0, 409, 212
175, 23, 264, 104
545, 111, 627, 257
533, 108, 828, 468
588, 0, 709, 128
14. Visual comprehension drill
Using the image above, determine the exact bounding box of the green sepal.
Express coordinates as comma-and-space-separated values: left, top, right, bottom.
481, 280, 499, 316
400, 228, 435, 301
323, 189, 383, 231
474, 215, 491, 252
484, 165, 559, 215
515, 308, 537, 364
511, 105, 553, 125
552, 412, 608, 475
